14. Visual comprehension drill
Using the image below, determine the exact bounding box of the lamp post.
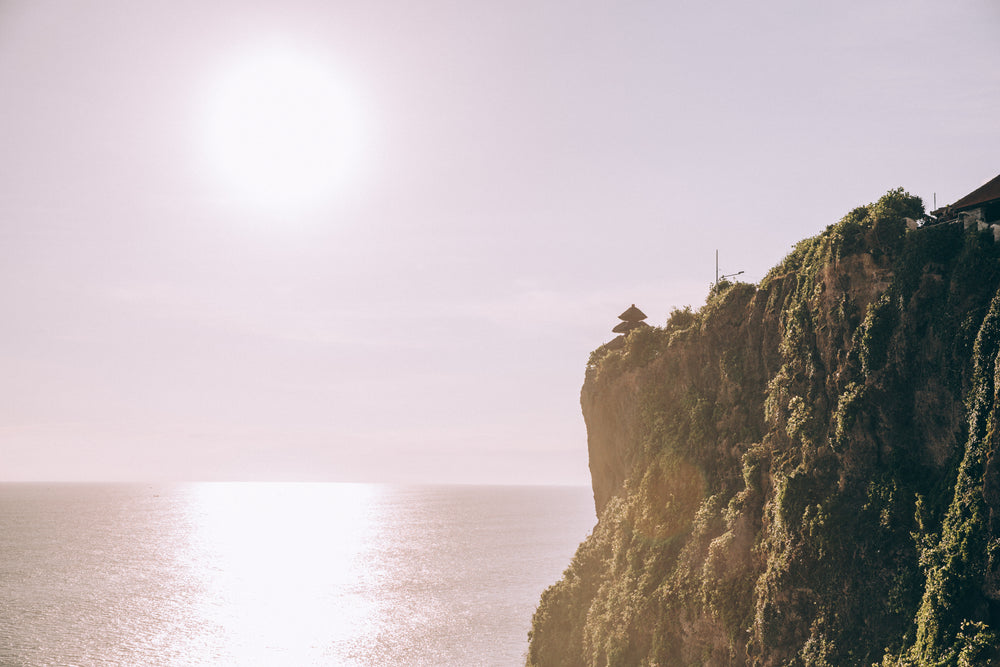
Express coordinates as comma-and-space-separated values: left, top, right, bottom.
714, 250, 743, 286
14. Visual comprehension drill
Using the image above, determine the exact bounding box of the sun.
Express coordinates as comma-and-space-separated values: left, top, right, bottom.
198, 45, 369, 214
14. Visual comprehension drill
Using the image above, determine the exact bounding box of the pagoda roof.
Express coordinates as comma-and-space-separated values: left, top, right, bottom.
612, 320, 649, 334
618, 304, 647, 322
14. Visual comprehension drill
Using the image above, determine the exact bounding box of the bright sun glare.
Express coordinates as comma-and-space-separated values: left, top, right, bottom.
186, 483, 380, 661
199, 45, 368, 214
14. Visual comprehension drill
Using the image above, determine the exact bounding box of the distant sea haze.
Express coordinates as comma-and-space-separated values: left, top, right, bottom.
0, 483, 595, 666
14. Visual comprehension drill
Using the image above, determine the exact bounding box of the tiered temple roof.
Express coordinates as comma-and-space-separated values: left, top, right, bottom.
611, 304, 648, 335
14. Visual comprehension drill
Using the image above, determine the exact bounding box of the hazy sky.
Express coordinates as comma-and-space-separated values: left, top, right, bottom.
2, 0, 998, 484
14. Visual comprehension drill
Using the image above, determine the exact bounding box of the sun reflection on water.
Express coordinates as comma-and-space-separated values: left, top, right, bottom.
181, 483, 381, 665
0, 484, 596, 666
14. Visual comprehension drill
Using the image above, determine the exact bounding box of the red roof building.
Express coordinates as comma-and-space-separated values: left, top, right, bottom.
933, 173, 1000, 225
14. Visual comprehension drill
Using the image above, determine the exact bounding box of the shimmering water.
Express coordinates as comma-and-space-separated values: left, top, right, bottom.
0, 483, 595, 666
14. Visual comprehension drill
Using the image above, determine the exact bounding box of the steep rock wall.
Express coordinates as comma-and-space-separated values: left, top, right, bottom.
529, 190, 1000, 666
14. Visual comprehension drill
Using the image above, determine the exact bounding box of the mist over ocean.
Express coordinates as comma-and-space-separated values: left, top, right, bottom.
0, 483, 595, 666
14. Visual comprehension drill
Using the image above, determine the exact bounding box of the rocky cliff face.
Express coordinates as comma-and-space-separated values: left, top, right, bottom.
528, 190, 1000, 666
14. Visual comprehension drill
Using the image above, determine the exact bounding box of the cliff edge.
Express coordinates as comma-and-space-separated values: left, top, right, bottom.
528, 189, 1000, 665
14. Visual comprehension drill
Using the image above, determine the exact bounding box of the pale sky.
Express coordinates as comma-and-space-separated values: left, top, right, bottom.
1, 0, 998, 484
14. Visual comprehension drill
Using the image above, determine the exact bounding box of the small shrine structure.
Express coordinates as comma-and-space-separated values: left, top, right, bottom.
613, 304, 648, 334
608, 304, 648, 348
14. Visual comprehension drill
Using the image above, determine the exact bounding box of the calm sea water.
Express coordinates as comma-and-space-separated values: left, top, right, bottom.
0, 483, 595, 666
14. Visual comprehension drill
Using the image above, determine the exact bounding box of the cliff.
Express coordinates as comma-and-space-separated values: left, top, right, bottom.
528, 189, 1000, 666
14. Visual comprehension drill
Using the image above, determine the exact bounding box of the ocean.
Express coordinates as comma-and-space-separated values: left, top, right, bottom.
0, 483, 595, 666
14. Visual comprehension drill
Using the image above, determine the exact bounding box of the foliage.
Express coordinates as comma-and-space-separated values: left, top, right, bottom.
528, 189, 1000, 666
666, 305, 697, 331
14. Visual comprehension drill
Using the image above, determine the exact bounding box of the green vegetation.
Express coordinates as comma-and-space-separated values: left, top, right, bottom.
528, 190, 1000, 666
